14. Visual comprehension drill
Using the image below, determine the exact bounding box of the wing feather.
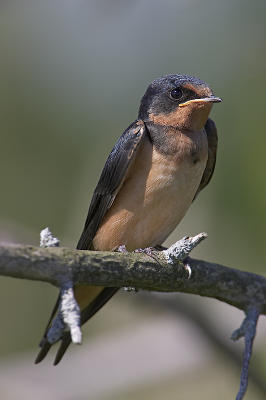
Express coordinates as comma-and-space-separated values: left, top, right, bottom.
77, 120, 147, 250
35, 120, 147, 364
194, 118, 218, 198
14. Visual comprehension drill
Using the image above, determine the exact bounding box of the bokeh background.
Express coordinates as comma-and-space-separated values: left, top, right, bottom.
1, 0, 266, 399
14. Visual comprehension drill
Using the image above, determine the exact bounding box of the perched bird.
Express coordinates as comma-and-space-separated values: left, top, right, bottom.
35, 74, 221, 365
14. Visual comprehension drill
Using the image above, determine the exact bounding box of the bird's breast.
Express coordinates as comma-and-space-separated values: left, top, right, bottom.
93, 130, 208, 251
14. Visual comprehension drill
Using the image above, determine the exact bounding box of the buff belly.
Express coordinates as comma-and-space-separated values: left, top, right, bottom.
93, 135, 208, 251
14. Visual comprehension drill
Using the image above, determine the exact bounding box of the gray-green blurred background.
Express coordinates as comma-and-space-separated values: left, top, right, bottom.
1, 1, 266, 399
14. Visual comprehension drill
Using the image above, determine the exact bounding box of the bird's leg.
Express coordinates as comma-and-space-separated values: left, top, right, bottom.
134, 245, 164, 264
114, 244, 128, 253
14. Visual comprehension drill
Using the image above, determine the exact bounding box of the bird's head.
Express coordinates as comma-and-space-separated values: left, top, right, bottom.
138, 74, 221, 131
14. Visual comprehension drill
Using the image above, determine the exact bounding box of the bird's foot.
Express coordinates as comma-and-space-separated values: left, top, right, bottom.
134, 246, 161, 264
114, 244, 128, 253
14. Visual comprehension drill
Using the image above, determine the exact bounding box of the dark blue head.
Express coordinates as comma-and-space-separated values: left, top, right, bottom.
138, 74, 221, 130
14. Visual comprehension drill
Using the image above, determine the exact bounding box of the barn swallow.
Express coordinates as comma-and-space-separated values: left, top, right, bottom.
35, 74, 221, 365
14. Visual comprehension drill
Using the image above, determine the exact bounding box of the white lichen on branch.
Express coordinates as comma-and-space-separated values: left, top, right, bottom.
40, 227, 60, 248
162, 232, 207, 264
39, 228, 82, 345
162, 232, 208, 279
59, 286, 82, 344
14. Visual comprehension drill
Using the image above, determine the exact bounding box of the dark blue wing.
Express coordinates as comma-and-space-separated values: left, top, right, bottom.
77, 120, 147, 250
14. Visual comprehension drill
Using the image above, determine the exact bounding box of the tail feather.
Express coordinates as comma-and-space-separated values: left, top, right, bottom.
52, 287, 119, 365
35, 287, 118, 365
53, 334, 72, 365
35, 340, 52, 364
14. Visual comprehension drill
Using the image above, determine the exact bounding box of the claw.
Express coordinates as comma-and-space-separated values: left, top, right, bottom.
134, 247, 161, 264
115, 245, 128, 253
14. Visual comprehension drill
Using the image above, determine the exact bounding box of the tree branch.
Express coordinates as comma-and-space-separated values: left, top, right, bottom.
0, 241, 266, 313
0, 230, 265, 399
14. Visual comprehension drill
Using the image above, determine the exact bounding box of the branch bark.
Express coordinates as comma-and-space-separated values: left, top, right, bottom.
0, 242, 266, 314
0, 231, 265, 400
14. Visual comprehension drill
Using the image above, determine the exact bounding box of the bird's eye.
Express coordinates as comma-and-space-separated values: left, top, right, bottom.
170, 87, 183, 100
